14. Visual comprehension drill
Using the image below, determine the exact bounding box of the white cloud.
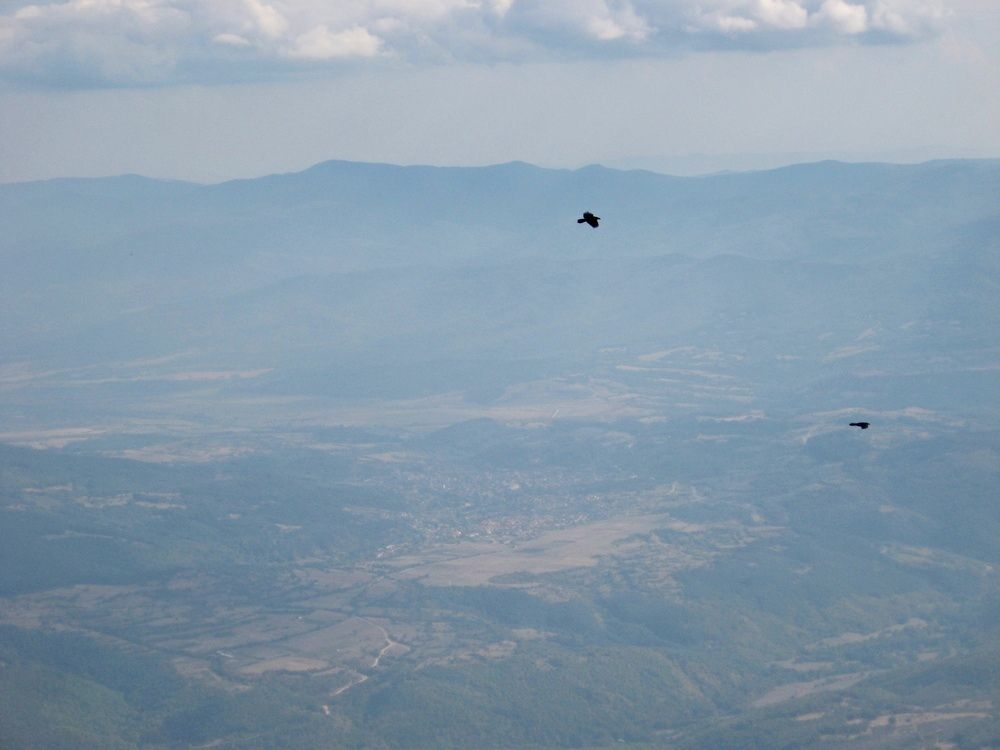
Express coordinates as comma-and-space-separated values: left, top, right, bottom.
0, 0, 952, 87
588, 3, 653, 41
490, 0, 516, 16
243, 0, 289, 38
0, 0, 191, 84
869, 0, 947, 36
686, 0, 808, 34
288, 25, 383, 59
213, 32, 251, 46
813, 0, 868, 33
695, 12, 759, 33
752, 0, 809, 29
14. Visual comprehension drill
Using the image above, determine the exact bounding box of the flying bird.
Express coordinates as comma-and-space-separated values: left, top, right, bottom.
849, 422, 871, 429
577, 212, 600, 228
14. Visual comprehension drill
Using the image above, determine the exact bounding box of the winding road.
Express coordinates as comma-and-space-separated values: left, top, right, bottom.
329, 618, 406, 699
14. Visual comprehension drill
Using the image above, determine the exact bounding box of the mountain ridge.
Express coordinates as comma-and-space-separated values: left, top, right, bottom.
5, 155, 1000, 190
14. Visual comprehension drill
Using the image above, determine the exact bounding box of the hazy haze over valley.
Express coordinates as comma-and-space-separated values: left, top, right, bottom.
0, 157, 998, 749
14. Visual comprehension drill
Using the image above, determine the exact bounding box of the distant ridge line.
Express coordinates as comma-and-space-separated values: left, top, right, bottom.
3, 155, 999, 189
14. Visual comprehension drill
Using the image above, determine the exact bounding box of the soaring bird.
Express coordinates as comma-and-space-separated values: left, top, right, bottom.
577, 211, 600, 228
849, 422, 871, 429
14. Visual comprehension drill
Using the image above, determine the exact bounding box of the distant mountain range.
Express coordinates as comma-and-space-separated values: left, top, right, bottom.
2, 158, 998, 419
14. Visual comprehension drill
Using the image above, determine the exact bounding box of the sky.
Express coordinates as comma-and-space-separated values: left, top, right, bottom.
0, 0, 998, 183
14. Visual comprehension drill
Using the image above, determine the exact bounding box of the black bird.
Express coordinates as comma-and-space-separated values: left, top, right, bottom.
577, 211, 600, 228
849, 422, 871, 429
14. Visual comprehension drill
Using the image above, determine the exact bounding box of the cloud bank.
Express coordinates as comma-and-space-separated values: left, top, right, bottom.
0, 0, 949, 87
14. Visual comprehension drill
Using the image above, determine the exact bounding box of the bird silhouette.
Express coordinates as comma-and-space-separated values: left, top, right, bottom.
849, 422, 871, 429
577, 212, 600, 228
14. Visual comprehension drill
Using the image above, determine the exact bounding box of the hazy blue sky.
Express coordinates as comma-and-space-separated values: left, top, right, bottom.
1, 0, 997, 182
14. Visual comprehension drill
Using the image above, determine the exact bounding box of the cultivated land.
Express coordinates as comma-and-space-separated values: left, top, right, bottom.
2, 357, 997, 748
